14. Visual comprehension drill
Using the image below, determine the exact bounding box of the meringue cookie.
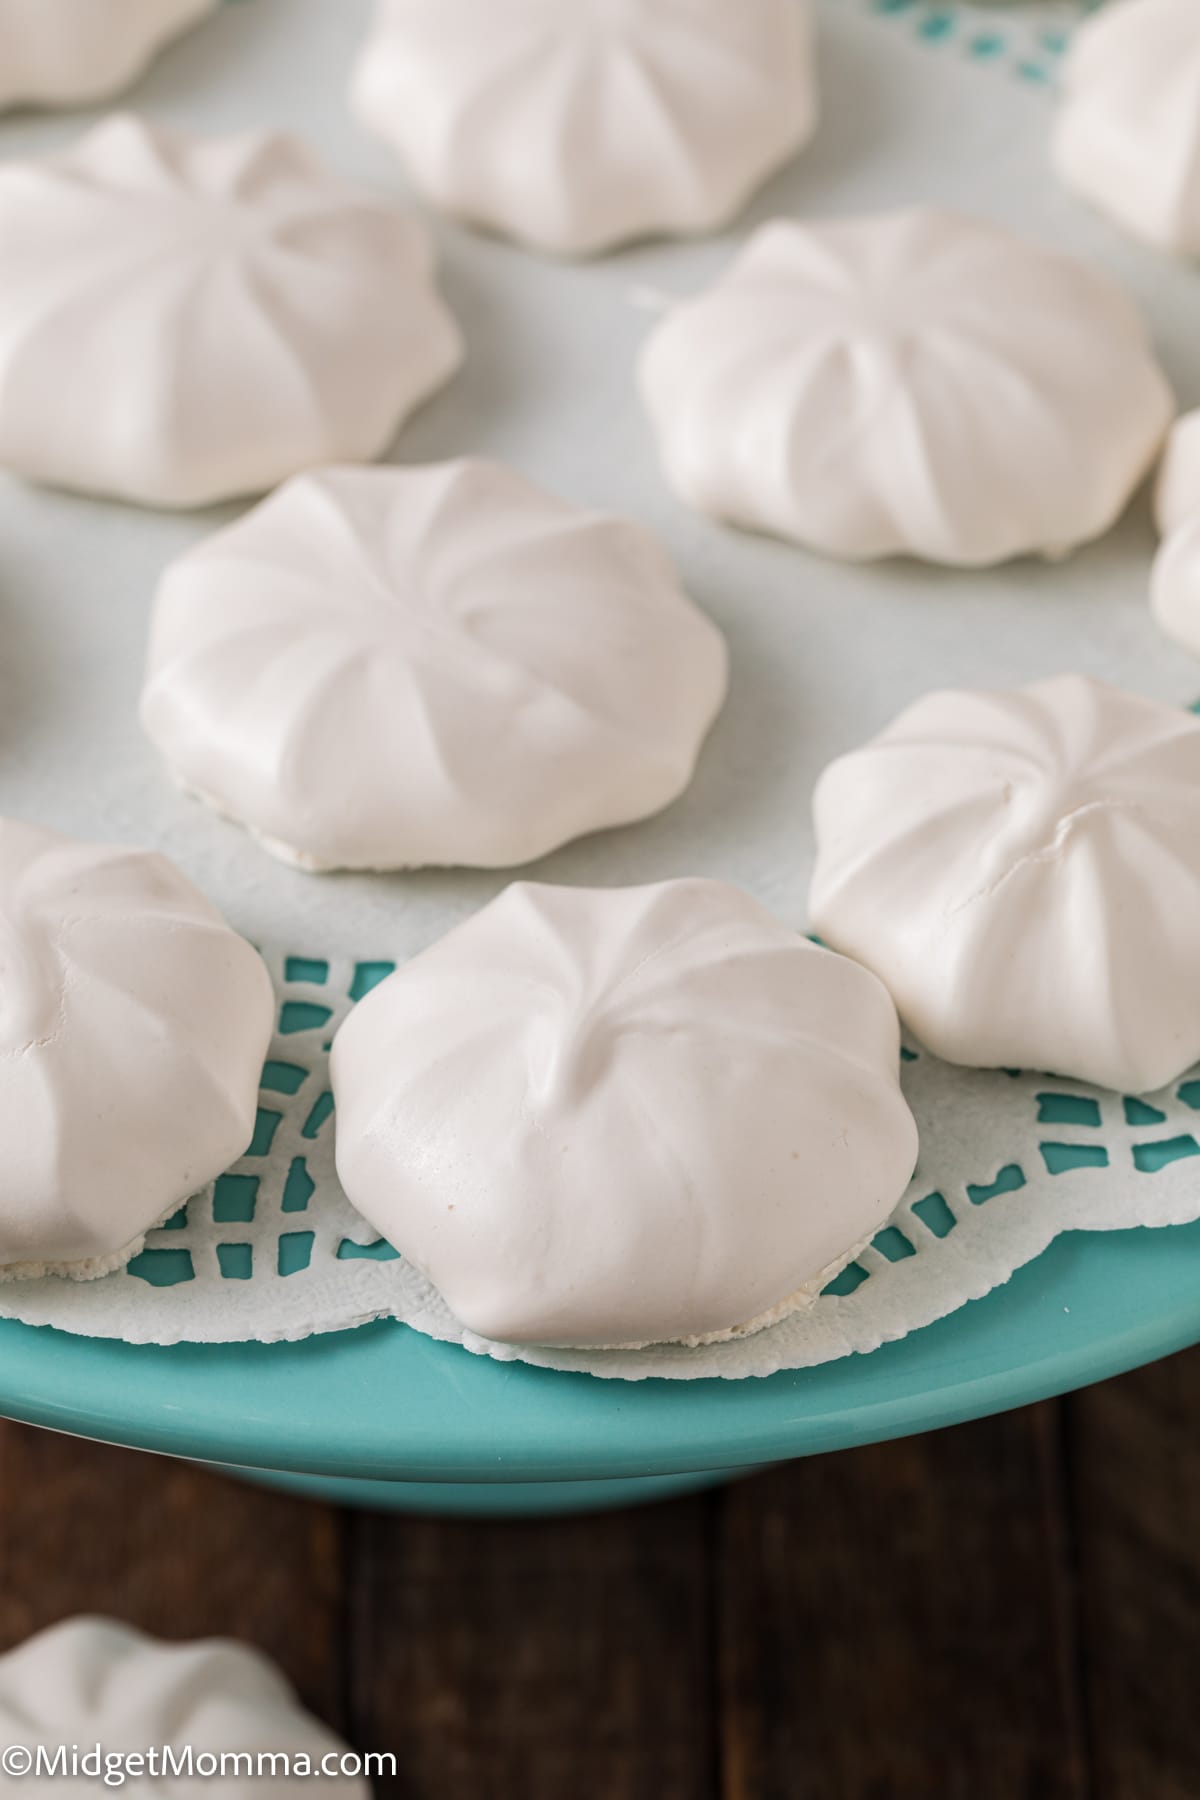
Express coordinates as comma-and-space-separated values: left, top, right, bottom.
350, 0, 817, 257
0, 115, 462, 509
1151, 519, 1200, 658
1155, 408, 1200, 537
0, 0, 215, 112
1151, 412, 1200, 655
1053, 0, 1200, 258
0, 1619, 368, 1793
330, 878, 918, 1348
0, 818, 274, 1278
809, 676, 1200, 1094
639, 208, 1174, 565
141, 460, 728, 872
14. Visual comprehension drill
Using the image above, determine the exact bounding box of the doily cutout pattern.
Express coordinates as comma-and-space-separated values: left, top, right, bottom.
0, 950, 1197, 1381
837, 0, 1096, 86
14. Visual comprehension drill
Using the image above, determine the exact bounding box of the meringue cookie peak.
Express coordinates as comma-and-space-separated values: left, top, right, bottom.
0, 818, 274, 1278
0, 1620, 369, 1794
330, 878, 918, 1348
1054, 0, 1200, 257
0, 0, 216, 111
639, 208, 1174, 565
810, 676, 1200, 1093
0, 115, 462, 509
141, 460, 728, 872
350, 0, 817, 256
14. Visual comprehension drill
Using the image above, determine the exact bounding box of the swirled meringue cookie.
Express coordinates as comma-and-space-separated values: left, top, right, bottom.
0, 1620, 368, 1794
330, 878, 918, 1348
0, 818, 274, 1279
141, 460, 728, 872
350, 0, 817, 257
639, 209, 1174, 565
810, 676, 1200, 1094
1053, 0, 1200, 257
0, 0, 215, 111
0, 115, 462, 509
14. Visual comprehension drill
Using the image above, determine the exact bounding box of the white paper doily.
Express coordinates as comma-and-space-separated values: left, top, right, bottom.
1, 950, 1199, 1382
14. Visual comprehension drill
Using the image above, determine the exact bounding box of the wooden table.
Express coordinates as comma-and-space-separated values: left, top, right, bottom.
0, 1347, 1195, 1799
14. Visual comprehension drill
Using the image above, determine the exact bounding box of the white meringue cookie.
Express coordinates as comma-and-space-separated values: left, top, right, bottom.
0, 115, 462, 509
141, 460, 728, 872
0, 818, 274, 1278
0, 1619, 368, 1794
0, 0, 215, 112
639, 208, 1174, 566
1151, 519, 1200, 658
1053, 0, 1200, 258
809, 675, 1200, 1094
330, 878, 918, 1348
1151, 412, 1200, 655
1155, 408, 1200, 537
350, 0, 817, 257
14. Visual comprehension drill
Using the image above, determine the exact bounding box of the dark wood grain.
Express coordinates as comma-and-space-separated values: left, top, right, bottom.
3, 1360, 1200, 1796
1068, 1345, 1200, 1800
0, 1424, 346, 1729
347, 1496, 716, 1800
715, 1407, 1089, 1800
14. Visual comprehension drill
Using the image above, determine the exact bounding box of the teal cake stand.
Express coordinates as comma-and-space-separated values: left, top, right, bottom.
0, 1221, 1197, 1515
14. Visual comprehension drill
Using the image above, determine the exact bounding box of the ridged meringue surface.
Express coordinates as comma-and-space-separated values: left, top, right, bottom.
350, 0, 817, 256
0, 0, 215, 111
0, 115, 463, 508
0, 819, 274, 1276
810, 676, 1200, 1093
141, 460, 728, 872
0, 1619, 368, 1793
639, 208, 1174, 565
330, 878, 918, 1348
1053, 0, 1200, 257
